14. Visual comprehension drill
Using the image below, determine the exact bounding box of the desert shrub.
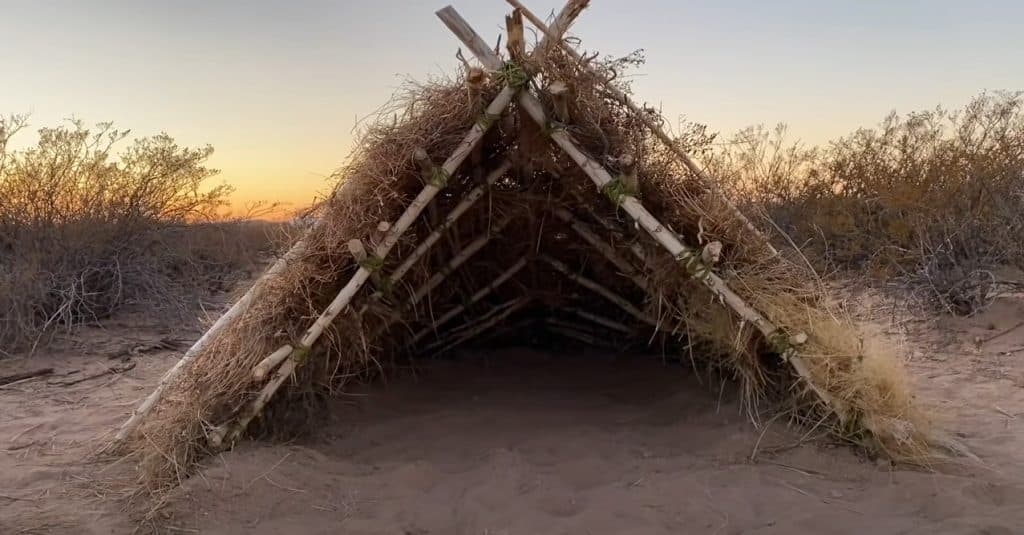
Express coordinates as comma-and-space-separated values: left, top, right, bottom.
709, 92, 1024, 314
0, 117, 278, 354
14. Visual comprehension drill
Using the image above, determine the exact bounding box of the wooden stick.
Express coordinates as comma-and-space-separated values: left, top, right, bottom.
505, 8, 526, 62
544, 317, 601, 336
408, 256, 528, 345
388, 160, 511, 284
113, 236, 311, 444
436, 12, 835, 417
437, 0, 588, 70
548, 81, 571, 122
553, 207, 648, 291
546, 325, 616, 348
541, 255, 655, 326
0, 367, 53, 387
252, 344, 293, 381
617, 154, 638, 192
506, 0, 778, 257
436, 297, 526, 343
209, 88, 519, 449
408, 217, 512, 307
428, 297, 531, 355
567, 307, 634, 334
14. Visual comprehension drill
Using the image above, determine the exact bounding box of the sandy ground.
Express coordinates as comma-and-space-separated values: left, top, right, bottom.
3, 296, 1024, 534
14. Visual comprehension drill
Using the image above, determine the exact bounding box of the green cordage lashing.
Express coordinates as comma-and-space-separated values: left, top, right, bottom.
767, 330, 791, 355
540, 121, 565, 138
429, 167, 451, 188
476, 112, 500, 130
498, 62, 530, 89
601, 176, 640, 206
291, 344, 311, 366
359, 254, 385, 273
674, 249, 712, 281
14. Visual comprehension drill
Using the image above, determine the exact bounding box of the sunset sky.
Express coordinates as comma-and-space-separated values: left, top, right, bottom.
7, 0, 1023, 215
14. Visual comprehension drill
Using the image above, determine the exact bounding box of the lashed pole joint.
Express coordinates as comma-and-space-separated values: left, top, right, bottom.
207, 80, 523, 450
437, 5, 835, 419
507, 0, 777, 258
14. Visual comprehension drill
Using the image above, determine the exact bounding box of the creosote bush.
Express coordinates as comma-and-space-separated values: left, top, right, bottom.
0, 116, 277, 353
707, 92, 1024, 314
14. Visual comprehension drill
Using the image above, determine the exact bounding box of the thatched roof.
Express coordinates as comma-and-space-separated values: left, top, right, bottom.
113, 0, 940, 495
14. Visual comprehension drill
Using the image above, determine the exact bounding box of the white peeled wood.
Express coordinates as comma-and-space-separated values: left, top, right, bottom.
389, 160, 511, 284
209, 87, 519, 449
429, 297, 531, 355
252, 344, 294, 381
553, 207, 648, 291
541, 255, 655, 326
436, 0, 587, 72
546, 325, 615, 349
113, 236, 311, 444
408, 217, 511, 307
446, 294, 525, 338
436, 12, 836, 417
408, 256, 528, 345
567, 307, 634, 334
506, 0, 778, 257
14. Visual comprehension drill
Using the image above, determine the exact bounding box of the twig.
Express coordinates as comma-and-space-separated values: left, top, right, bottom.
53, 361, 136, 387
983, 320, 1024, 344
993, 405, 1017, 419
0, 368, 54, 386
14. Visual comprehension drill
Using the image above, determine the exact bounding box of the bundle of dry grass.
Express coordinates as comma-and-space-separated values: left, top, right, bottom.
114, 0, 941, 500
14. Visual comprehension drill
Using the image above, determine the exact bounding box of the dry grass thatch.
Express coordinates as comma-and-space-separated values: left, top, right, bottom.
116, 4, 938, 502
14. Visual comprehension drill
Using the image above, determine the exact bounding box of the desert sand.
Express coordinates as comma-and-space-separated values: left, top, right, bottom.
2, 296, 1024, 534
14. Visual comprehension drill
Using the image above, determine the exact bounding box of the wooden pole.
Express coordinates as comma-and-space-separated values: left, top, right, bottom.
437, 296, 526, 342
428, 297, 531, 355
505, 0, 779, 257
505, 8, 526, 63
407, 217, 512, 307
207, 87, 519, 449
567, 307, 634, 334
408, 256, 528, 345
113, 235, 312, 444
553, 207, 649, 291
546, 324, 617, 349
252, 344, 293, 381
439, 11, 836, 419
388, 160, 511, 284
541, 255, 654, 326
437, 0, 589, 70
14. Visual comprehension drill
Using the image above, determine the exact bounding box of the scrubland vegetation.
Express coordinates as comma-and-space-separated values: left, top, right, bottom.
2, 91, 1021, 355
707, 91, 1024, 314
0, 116, 280, 353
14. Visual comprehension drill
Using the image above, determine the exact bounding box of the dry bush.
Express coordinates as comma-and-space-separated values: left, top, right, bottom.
0, 116, 279, 354
708, 92, 1024, 314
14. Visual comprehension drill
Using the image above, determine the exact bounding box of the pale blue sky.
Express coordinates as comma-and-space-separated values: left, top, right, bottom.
5, 0, 1022, 209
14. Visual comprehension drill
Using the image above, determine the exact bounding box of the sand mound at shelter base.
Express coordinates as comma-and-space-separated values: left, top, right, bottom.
115, 0, 937, 495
